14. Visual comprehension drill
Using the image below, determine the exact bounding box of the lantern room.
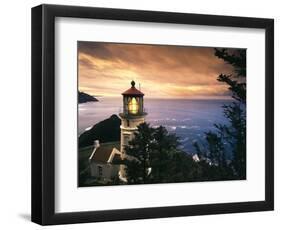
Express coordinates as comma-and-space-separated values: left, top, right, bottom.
121, 81, 145, 116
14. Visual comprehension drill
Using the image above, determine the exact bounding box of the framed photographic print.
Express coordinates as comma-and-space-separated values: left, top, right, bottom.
31, 4, 274, 225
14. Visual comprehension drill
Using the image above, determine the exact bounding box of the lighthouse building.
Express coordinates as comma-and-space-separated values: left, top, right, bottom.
88, 81, 146, 182
118, 81, 147, 180
119, 81, 147, 156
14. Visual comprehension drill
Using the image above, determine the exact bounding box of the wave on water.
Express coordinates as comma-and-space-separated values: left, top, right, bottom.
78, 97, 231, 153
85, 126, 92, 131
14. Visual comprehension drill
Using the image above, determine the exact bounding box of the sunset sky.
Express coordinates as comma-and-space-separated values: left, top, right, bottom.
78, 42, 238, 99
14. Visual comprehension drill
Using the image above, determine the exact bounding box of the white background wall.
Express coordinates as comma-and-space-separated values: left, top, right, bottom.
0, 0, 279, 229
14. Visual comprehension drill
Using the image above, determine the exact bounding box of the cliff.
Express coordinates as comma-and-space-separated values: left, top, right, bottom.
79, 114, 121, 148
78, 91, 98, 103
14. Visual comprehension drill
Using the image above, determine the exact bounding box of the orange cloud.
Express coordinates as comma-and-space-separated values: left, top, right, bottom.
78, 42, 240, 99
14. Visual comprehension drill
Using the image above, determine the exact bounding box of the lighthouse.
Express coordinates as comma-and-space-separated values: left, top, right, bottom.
119, 80, 147, 156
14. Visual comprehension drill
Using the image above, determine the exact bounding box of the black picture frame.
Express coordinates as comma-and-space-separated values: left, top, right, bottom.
31, 4, 274, 225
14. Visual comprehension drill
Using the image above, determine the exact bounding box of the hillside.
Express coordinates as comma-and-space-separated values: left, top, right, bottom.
79, 114, 121, 148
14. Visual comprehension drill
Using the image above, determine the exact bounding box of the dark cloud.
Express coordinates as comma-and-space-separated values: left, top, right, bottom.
78, 41, 113, 60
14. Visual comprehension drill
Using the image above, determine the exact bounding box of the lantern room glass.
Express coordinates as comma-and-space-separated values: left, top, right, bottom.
128, 97, 139, 114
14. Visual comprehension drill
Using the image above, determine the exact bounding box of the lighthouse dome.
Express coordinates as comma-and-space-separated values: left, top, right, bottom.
122, 80, 144, 96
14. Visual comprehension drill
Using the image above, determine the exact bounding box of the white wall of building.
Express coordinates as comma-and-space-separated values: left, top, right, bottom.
90, 163, 120, 180
120, 116, 146, 153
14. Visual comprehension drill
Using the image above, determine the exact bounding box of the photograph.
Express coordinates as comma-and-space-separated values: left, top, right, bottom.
30, 3, 274, 225
77, 42, 246, 187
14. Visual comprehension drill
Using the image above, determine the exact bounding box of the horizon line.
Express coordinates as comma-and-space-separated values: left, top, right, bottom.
91, 95, 233, 100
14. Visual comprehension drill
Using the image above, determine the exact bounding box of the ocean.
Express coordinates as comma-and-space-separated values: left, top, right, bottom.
79, 97, 232, 154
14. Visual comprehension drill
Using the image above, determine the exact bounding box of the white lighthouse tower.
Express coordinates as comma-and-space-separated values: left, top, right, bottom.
119, 80, 147, 156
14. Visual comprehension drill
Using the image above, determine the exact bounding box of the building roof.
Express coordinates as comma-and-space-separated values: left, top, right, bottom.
91, 145, 113, 163
122, 80, 144, 96
90, 142, 122, 164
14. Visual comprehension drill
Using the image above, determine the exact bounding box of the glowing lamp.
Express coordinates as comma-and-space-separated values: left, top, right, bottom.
121, 80, 145, 116
128, 97, 139, 114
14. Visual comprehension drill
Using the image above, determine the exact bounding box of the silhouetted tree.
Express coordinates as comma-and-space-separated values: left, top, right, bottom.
125, 123, 233, 184
124, 123, 154, 184
149, 126, 180, 182
194, 48, 246, 179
